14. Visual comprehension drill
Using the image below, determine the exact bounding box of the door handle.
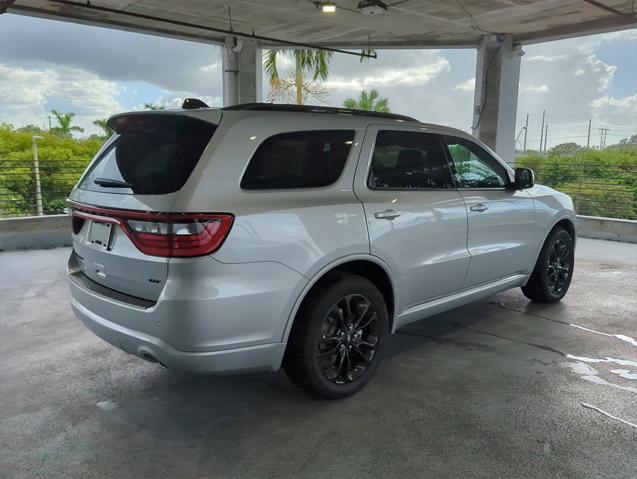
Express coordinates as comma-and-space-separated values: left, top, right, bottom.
470, 203, 489, 212
374, 209, 401, 220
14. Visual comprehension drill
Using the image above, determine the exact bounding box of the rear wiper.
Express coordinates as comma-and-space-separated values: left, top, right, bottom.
93, 177, 133, 188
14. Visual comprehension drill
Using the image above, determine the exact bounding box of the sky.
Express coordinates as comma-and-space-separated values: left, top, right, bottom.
0, 13, 635, 150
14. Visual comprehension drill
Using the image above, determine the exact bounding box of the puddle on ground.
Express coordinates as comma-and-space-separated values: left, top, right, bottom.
566, 354, 637, 368
610, 369, 637, 380
489, 300, 637, 348
562, 361, 637, 394
96, 400, 118, 411
568, 325, 637, 348
581, 403, 637, 429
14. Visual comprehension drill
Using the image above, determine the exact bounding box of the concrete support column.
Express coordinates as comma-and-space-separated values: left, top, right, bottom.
222, 36, 262, 106
472, 34, 522, 164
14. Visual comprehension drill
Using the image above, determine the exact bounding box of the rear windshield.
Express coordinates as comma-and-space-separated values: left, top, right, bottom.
78, 115, 216, 195
241, 130, 355, 190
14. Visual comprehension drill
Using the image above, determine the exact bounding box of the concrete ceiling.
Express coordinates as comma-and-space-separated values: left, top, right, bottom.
5, 0, 637, 49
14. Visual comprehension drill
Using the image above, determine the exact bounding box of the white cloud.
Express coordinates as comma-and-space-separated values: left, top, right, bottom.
324, 58, 450, 91
583, 55, 617, 92
154, 91, 222, 109
0, 64, 122, 135
577, 29, 637, 54
521, 84, 549, 93
453, 78, 475, 91
525, 54, 569, 62
200, 63, 220, 73
590, 94, 637, 116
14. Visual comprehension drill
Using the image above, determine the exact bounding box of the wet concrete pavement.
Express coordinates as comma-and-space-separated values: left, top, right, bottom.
1, 239, 636, 478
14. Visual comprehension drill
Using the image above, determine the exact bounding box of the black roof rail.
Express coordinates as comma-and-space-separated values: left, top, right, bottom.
222, 103, 418, 122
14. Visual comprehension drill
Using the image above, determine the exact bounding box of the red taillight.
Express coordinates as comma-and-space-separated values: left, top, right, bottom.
70, 203, 234, 258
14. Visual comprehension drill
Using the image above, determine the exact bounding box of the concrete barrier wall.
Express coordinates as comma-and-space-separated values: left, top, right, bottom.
1, 213, 636, 251
0, 215, 71, 251
576, 215, 637, 244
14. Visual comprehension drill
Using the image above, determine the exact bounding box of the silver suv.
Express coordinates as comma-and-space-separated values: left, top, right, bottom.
68, 103, 576, 398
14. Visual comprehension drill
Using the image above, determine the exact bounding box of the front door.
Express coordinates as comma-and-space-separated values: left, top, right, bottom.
354, 126, 470, 313
442, 135, 537, 287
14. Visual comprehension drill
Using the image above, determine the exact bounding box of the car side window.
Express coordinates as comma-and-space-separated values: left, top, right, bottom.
241, 130, 355, 190
443, 136, 509, 188
368, 131, 453, 189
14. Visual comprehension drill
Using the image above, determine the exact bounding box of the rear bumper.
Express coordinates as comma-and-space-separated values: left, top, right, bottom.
72, 298, 285, 373
68, 252, 306, 374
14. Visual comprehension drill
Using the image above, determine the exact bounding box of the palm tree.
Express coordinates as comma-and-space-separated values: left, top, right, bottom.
93, 119, 113, 137
264, 49, 333, 105
143, 103, 165, 111
50, 110, 84, 137
343, 89, 390, 112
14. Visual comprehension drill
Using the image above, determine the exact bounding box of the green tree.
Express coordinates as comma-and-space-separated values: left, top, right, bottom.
343, 89, 390, 112
16, 124, 45, 133
50, 110, 84, 137
143, 103, 166, 111
93, 118, 114, 138
516, 149, 637, 220
619, 134, 637, 145
549, 142, 582, 156
264, 49, 333, 105
0, 128, 103, 216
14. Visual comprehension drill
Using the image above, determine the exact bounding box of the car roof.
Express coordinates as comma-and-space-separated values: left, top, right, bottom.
219, 103, 469, 137
109, 102, 470, 138
222, 103, 418, 122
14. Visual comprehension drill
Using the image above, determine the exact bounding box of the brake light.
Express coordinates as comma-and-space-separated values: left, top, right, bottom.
70, 203, 234, 258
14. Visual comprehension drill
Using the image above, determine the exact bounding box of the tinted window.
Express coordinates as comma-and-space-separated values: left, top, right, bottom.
79, 115, 216, 195
443, 136, 509, 188
368, 131, 453, 189
241, 130, 354, 190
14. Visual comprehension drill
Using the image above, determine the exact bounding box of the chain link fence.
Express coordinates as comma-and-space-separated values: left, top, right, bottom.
1, 153, 636, 220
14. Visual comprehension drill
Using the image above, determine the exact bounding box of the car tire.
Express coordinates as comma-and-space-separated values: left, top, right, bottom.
522, 227, 575, 303
283, 273, 389, 399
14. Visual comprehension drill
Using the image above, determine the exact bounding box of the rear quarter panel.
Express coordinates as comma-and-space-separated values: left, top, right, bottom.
171, 111, 371, 278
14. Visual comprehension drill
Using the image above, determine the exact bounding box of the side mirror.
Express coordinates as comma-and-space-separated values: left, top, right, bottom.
514, 167, 534, 190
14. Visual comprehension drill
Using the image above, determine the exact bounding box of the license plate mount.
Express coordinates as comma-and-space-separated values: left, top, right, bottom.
87, 220, 112, 251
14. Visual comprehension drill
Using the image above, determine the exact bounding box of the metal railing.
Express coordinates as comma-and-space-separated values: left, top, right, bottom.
513, 159, 637, 220
0, 159, 89, 218
1, 157, 636, 220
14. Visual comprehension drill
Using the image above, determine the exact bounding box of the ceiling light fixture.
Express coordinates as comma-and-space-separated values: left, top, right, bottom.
318, 2, 337, 13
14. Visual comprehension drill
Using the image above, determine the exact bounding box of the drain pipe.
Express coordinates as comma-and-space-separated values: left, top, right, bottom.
223, 36, 241, 106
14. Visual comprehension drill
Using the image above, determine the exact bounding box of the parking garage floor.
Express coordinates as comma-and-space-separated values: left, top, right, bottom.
1, 239, 636, 479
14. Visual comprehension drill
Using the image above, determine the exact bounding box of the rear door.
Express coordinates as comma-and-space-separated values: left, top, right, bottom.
442, 135, 537, 287
354, 126, 470, 312
69, 113, 218, 301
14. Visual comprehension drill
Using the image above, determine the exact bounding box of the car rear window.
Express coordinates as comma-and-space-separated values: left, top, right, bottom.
78, 115, 216, 195
240, 130, 355, 190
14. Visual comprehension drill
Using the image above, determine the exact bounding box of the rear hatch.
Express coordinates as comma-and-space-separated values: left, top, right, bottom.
68, 111, 224, 302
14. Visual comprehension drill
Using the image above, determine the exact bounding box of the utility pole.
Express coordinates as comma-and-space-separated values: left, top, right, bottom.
586, 119, 592, 149
32, 136, 44, 216
47, 116, 52, 131
539, 109, 545, 151
523, 113, 529, 153
544, 123, 549, 153
598, 127, 610, 149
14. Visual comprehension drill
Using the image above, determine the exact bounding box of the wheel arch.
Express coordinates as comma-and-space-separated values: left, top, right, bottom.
527, 215, 576, 277
551, 216, 576, 244
282, 255, 397, 344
